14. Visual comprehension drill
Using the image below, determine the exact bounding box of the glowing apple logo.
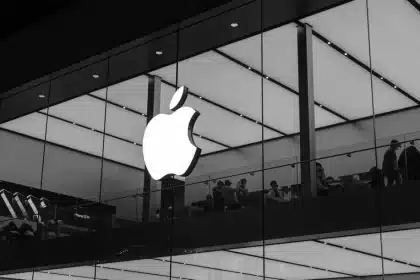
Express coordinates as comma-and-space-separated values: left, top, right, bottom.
143, 86, 201, 181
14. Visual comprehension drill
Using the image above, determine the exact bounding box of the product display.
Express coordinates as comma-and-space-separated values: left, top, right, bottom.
0, 189, 18, 219
13, 192, 30, 220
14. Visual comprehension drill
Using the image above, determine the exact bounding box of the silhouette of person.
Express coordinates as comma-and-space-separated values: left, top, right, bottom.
398, 140, 420, 182
382, 139, 401, 186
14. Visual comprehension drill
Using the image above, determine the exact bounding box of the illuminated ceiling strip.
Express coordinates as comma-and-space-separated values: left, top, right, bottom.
38, 271, 108, 280
154, 75, 288, 136
87, 93, 146, 117
213, 49, 350, 122
99, 265, 194, 280
37, 111, 141, 147
197, 134, 231, 148
314, 240, 420, 269
301, 22, 420, 106
225, 249, 358, 278
0, 126, 145, 172
87, 93, 231, 149
155, 258, 283, 280
201, 103, 420, 158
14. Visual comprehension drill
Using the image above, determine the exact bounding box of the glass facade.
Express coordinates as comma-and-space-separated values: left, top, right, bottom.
1, 0, 420, 279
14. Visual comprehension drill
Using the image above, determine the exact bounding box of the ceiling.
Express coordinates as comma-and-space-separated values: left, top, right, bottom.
0, 1, 77, 40
1, 0, 419, 171
3, 228, 420, 280
0, 0, 238, 94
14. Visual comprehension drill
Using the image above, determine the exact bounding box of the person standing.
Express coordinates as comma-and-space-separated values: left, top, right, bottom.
236, 178, 249, 202
316, 162, 329, 196
212, 181, 225, 211
398, 141, 420, 182
221, 180, 240, 210
382, 139, 401, 187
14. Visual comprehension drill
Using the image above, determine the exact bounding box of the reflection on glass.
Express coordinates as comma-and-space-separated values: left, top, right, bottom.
101, 74, 147, 223
368, 1, 420, 277
3, 1, 420, 280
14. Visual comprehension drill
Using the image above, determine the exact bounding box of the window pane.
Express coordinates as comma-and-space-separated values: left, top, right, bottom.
369, 1, 420, 278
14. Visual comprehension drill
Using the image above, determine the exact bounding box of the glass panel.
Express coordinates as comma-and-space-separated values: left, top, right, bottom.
42, 61, 108, 201
0, 83, 49, 276
168, 250, 263, 280
166, 1, 264, 280
0, 271, 34, 280
305, 0, 378, 199
100, 75, 147, 223
260, 16, 301, 262
30, 60, 111, 248
0, 83, 49, 188
34, 264, 96, 280
97, 258, 170, 280
94, 31, 179, 280
369, 1, 420, 278
5, 1, 419, 279
0, 83, 50, 124
257, 1, 388, 277
108, 32, 177, 85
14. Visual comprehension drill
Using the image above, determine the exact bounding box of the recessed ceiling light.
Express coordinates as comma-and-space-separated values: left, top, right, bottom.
156, 51, 163, 55
231, 22, 239, 28
92, 74, 100, 79
38, 94, 46, 99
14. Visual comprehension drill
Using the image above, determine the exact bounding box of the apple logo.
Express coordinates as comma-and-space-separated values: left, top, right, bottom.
143, 86, 201, 181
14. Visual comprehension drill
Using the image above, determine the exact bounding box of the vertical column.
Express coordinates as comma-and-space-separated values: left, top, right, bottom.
142, 75, 162, 222
298, 23, 317, 198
